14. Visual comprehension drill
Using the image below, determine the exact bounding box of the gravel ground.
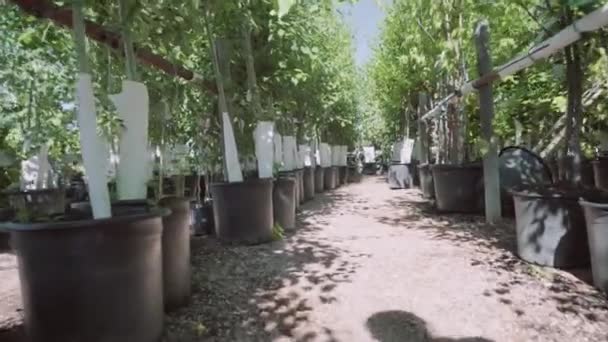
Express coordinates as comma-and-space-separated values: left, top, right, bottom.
2, 176, 608, 341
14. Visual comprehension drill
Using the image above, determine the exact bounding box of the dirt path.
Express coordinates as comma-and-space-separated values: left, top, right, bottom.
2, 176, 608, 341
165, 176, 608, 341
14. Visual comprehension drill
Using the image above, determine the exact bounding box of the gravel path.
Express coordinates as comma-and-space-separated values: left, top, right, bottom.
3, 176, 608, 341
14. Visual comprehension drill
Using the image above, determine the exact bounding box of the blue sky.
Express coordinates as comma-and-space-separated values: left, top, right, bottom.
339, 0, 392, 67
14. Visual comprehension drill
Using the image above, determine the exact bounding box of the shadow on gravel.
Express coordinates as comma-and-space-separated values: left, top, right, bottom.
366, 310, 493, 342
377, 194, 608, 327
164, 188, 363, 341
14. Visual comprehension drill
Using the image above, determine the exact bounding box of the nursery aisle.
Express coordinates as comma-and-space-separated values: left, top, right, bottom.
165, 176, 608, 342
2, 176, 608, 341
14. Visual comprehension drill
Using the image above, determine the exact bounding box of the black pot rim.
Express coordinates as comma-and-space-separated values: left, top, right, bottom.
580, 200, 608, 209
274, 177, 297, 184
431, 163, 481, 171
210, 177, 273, 189
0, 208, 170, 232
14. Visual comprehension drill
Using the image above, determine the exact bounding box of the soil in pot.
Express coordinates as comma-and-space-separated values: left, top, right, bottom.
303, 167, 315, 201
324, 167, 338, 190
592, 158, 608, 191
273, 177, 297, 231
159, 196, 192, 312
69, 199, 151, 218
314, 167, 325, 193
418, 164, 435, 199
210, 178, 274, 245
431, 163, 483, 213
2, 210, 167, 342
580, 194, 608, 292
512, 187, 590, 268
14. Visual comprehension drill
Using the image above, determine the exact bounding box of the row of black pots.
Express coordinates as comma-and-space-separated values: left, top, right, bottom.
416, 163, 484, 213
0, 196, 192, 342
512, 188, 608, 293
209, 166, 356, 245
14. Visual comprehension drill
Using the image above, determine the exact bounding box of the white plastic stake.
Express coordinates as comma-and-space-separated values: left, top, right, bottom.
283, 136, 297, 171
273, 132, 284, 167
254, 121, 275, 178
110, 80, 150, 200
75, 73, 111, 218
222, 112, 244, 182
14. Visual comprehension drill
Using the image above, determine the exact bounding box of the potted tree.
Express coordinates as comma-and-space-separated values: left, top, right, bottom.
205, 7, 274, 244
2, 2, 167, 340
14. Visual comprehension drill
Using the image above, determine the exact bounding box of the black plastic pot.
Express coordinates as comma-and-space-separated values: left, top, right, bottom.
324, 167, 338, 190
191, 200, 214, 236
314, 167, 325, 193
431, 163, 483, 213
347, 167, 362, 183
280, 171, 300, 209
303, 167, 315, 201
388, 163, 413, 189
3, 210, 167, 342
499, 146, 553, 217
418, 164, 435, 199
0, 208, 13, 251
512, 187, 589, 268
7, 188, 66, 217
296, 169, 305, 204
273, 177, 296, 230
210, 178, 274, 244
339, 166, 348, 185
580, 197, 608, 292
557, 156, 595, 187
408, 162, 420, 187
158, 196, 191, 311
593, 158, 608, 191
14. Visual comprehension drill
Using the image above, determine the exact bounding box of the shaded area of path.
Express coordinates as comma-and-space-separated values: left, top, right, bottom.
2, 176, 608, 341
165, 176, 608, 341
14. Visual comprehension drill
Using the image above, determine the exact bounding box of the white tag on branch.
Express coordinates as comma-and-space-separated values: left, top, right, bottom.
222, 112, 244, 183
282, 136, 297, 171
75, 73, 111, 219
254, 121, 275, 179
110, 80, 150, 200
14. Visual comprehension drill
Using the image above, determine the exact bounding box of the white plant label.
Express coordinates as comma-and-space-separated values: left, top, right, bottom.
273, 132, 284, 168
300, 144, 312, 167
341, 145, 348, 166
402, 138, 415, 164
254, 121, 275, 178
222, 112, 243, 183
363, 146, 376, 163
110, 80, 150, 200
75, 73, 111, 218
320, 143, 331, 168
283, 136, 297, 171
332, 145, 341, 166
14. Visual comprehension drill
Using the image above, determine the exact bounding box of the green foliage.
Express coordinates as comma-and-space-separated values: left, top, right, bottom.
272, 222, 285, 241
1, 0, 360, 184
366, 0, 608, 157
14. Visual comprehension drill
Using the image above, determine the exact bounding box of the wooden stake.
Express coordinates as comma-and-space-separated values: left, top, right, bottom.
475, 20, 501, 223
